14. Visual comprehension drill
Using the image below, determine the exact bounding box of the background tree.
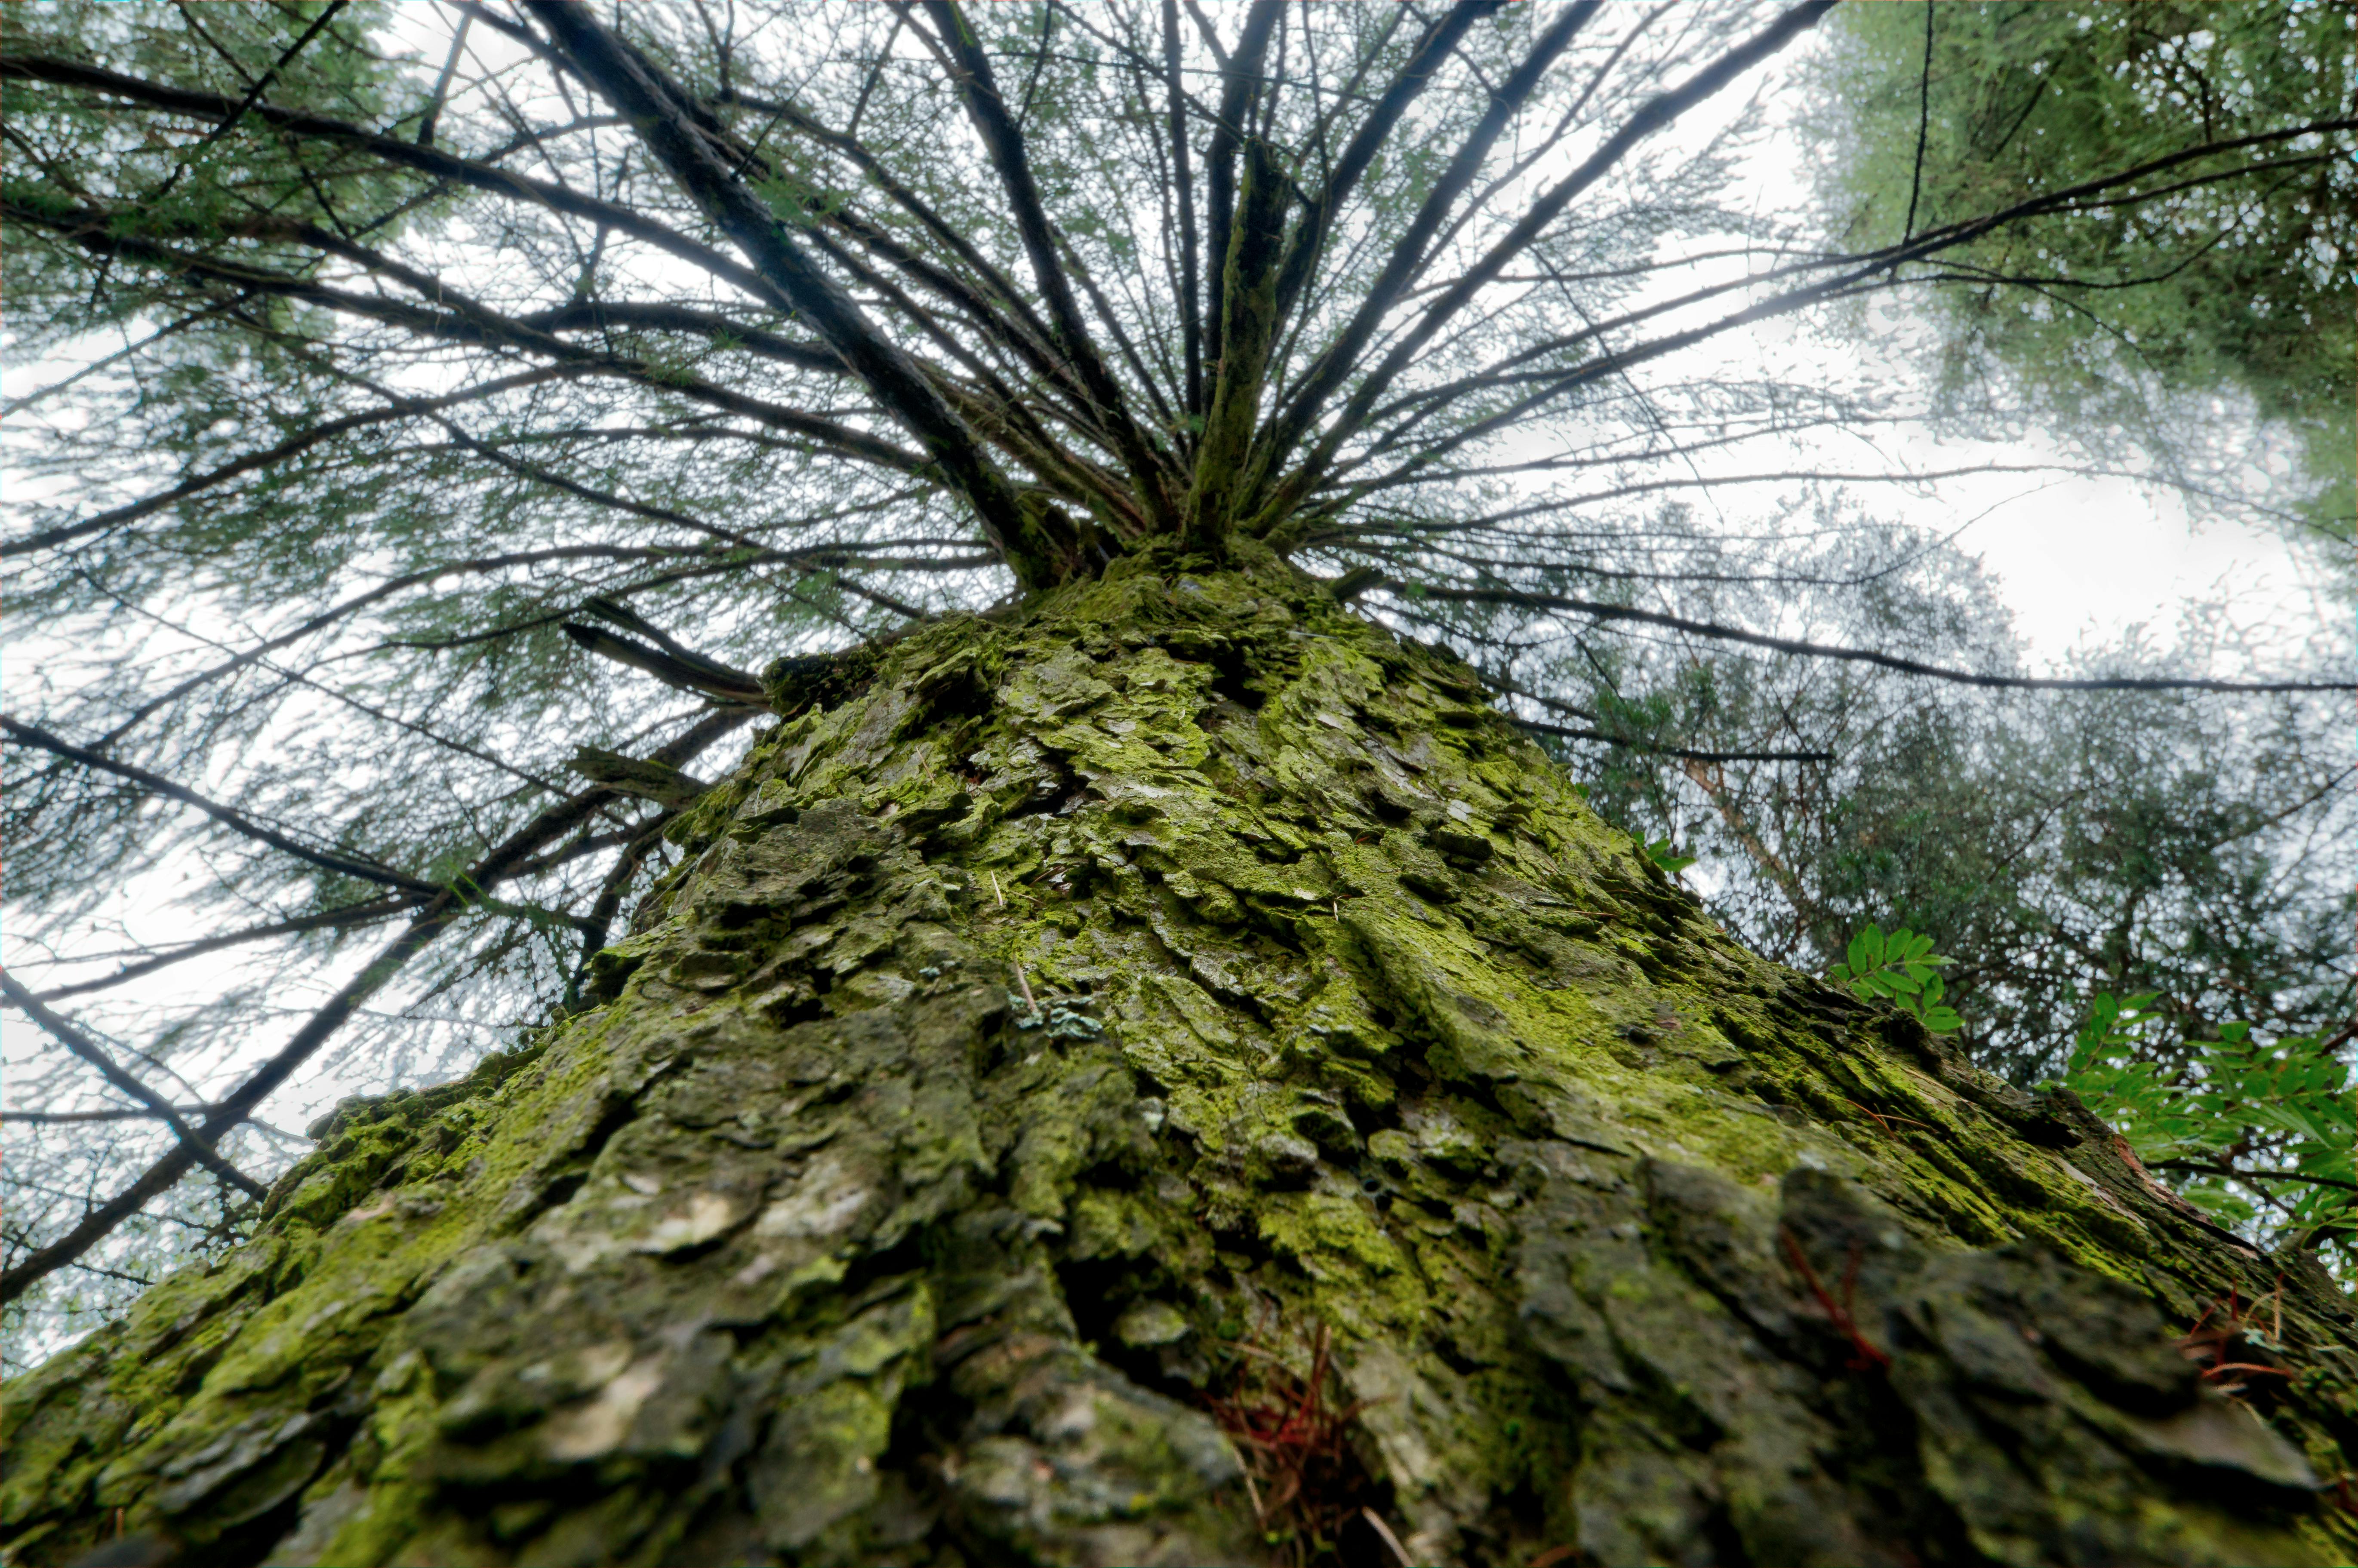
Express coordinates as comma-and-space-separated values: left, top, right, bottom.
1481, 507, 2350, 1073
3, 4, 2353, 1564
1804, 0, 2357, 547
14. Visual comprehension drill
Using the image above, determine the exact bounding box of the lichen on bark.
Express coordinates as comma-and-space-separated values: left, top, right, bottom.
7, 549, 2355, 1568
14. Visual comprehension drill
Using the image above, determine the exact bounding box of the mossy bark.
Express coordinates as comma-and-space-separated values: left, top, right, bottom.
8, 550, 2355, 1568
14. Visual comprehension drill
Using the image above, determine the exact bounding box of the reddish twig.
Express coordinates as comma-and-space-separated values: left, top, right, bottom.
1203, 1319, 1378, 1563
1844, 1098, 1935, 1143
1779, 1227, 1890, 1372
2178, 1277, 2293, 1393
1845, 1100, 1900, 1140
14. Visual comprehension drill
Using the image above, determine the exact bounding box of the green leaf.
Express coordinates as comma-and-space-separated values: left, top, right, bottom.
2056, 1004, 2355, 1250
1830, 921, 1961, 1031
1643, 837, 1697, 876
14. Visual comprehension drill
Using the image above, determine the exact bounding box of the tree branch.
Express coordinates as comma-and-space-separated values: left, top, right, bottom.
0, 53, 796, 307
3, 1105, 219, 1126
0, 708, 760, 1304
1161, 0, 1204, 420
1380, 583, 2357, 694
2147, 1161, 2358, 1194
1508, 717, 1834, 765
28, 897, 419, 1003
1269, 1, 1501, 331
4, 366, 577, 560
2, 716, 436, 892
1296, 0, 1838, 506
513, 300, 839, 374
0, 204, 933, 476
0, 971, 267, 1199
914, 0, 1179, 526
1201, 0, 1284, 384
560, 623, 768, 704
707, 86, 1101, 426
518, 2, 1075, 587
1247, 2, 1599, 523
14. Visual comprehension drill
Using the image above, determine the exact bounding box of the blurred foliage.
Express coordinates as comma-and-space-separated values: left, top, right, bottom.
1524, 509, 2350, 1267
2059, 992, 2354, 1267
1547, 510, 2350, 1095
1805, 0, 2357, 549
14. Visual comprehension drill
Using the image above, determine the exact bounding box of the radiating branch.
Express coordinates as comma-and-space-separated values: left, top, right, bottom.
2, 716, 437, 892
1381, 584, 2356, 694
915, 0, 1180, 526
0, 971, 267, 1199
520, 1, 1074, 586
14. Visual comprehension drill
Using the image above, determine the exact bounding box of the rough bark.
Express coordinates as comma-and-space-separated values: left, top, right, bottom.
6, 550, 2354, 1568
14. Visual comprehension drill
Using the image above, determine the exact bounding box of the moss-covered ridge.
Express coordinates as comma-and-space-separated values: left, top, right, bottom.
6, 547, 2353, 1567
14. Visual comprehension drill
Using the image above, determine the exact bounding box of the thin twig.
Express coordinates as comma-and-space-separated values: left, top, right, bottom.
1361, 1507, 1414, 1567
0, 971, 266, 1199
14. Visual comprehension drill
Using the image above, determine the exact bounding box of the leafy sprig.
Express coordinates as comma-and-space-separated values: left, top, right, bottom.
1643, 837, 1696, 878
1828, 924, 1962, 1034
2059, 996, 2355, 1251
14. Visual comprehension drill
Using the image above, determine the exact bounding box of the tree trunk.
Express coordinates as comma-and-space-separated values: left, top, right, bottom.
8, 549, 2353, 1568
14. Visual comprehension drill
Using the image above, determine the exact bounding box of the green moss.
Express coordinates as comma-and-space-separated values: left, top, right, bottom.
6, 548, 2349, 1568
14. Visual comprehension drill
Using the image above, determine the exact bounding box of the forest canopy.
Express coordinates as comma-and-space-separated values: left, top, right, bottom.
1808, 0, 2355, 546
3, 0, 2349, 1358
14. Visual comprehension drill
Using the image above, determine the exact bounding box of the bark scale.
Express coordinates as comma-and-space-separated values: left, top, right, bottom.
6, 549, 2354, 1568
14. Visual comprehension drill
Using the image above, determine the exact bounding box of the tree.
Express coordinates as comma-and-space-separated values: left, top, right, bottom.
1511, 507, 2351, 1075
1803, 0, 2358, 547
4, 5, 2354, 1564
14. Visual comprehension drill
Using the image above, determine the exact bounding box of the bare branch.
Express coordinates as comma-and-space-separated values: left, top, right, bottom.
1269, 2, 1502, 330
29, 898, 419, 1003
1287, 1, 1839, 511
1247, 2, 1599, 519
0, 708, 760, 1304
1508, 718, 1834, 765
1201, 0, 1284, 383
1161, 0, 1204, 419
3, 716, 436, 892
518, 1, 1076, 586
1381, 583, 2357, 694
560, 623, 768, 704
5, 367, 578, 560
0, 971, 266, 1199
913, 0, 1180, 526
0, 53, 796, 306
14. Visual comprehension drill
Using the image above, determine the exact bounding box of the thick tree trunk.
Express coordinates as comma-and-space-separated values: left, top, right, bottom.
7, 550, 2353, 1568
